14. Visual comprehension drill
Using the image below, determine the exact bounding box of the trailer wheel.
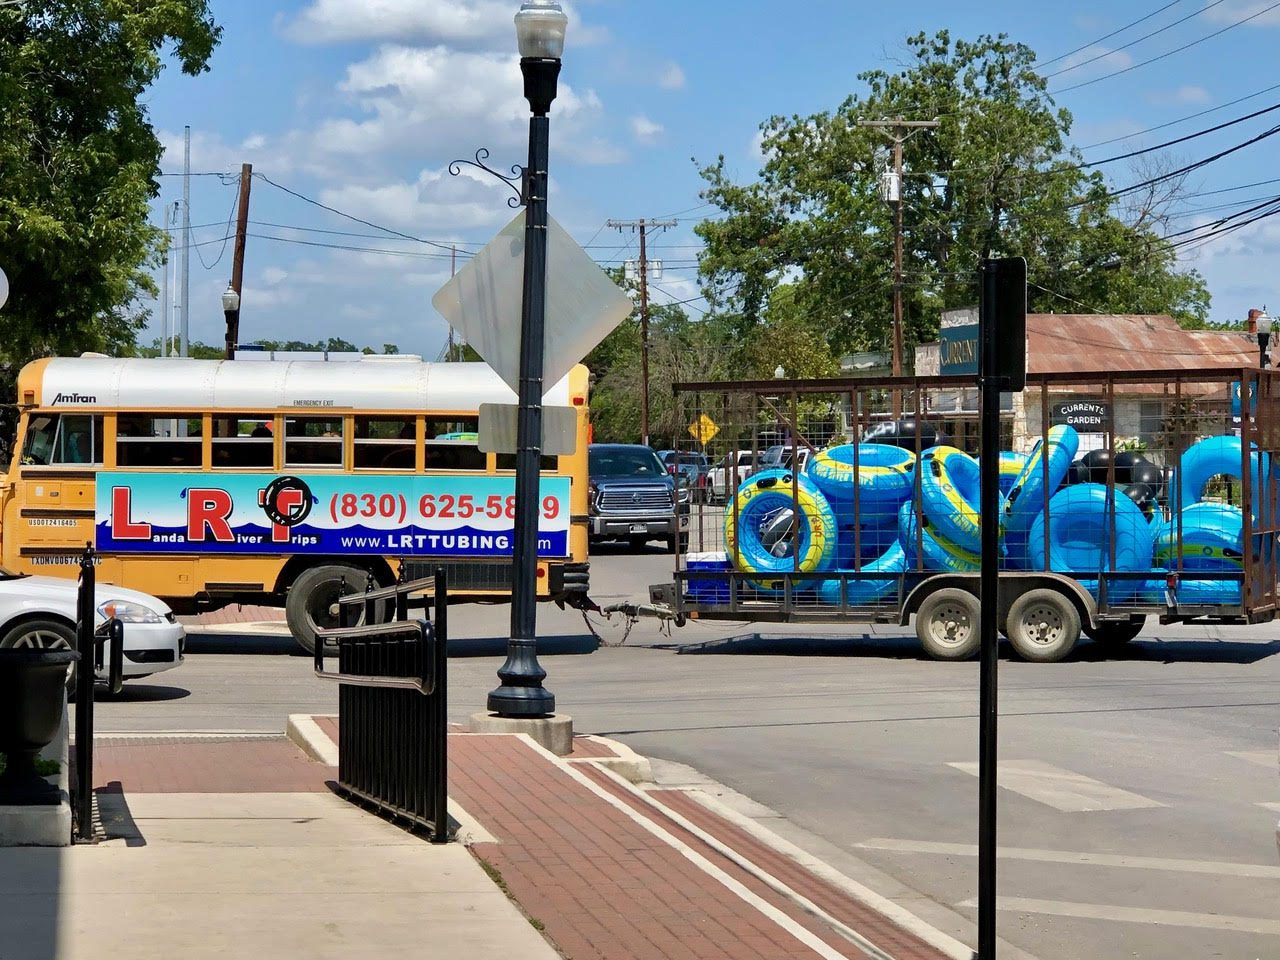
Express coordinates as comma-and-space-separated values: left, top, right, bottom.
1006, 588, 1080, 663
1084, 617, 1145, 647
915, 588, 981, 661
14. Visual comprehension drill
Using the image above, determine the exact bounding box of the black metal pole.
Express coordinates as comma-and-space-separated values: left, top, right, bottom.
1259, 332, 1270, 370
488, 56, 560, 718
977, 262, 1001, 960
74, 546, 95, 841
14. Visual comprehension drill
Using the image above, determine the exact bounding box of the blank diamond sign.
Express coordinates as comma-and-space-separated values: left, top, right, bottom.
432, 211, 633, 396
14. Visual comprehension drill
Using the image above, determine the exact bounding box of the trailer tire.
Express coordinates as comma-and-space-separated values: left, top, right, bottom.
286, 564, 381, 655
1006, 588, 1080, 663
915, 588, 981, 661
1084, 617, 1145, 647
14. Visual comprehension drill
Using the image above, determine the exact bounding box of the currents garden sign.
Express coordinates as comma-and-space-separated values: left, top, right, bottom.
1052, 400, 1111, 432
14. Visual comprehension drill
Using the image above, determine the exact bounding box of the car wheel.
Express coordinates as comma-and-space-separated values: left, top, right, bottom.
0, 619, 78, 690
915, 589, 981, 661
1006, 588, 1080, 663
286, 564, 384, 655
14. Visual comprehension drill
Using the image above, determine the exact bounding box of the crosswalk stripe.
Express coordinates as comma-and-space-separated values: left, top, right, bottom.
857, 838, 1280, 879
955, 896, 1280, 936
948, 760, 1163, 812
1260, 802, 1280, 813
1227, 751, 1275, 768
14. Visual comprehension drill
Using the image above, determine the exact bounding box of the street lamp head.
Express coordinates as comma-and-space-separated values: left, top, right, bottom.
221, 283, 240, 314
774, 364, 785, 379
515, 0, 568, 59
1258, 312, 1273, 337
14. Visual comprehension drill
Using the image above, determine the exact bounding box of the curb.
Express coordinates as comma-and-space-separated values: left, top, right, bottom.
568, 734, 654, 783
286, 714, 338, 766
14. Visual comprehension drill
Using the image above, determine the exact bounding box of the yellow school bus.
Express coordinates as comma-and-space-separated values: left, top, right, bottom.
4, 354, 591, 651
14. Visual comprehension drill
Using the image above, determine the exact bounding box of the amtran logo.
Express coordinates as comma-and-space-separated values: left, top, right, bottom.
51, 392, 96, 404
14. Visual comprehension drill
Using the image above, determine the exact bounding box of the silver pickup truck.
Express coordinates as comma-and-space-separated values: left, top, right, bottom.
588, 444, 690, 553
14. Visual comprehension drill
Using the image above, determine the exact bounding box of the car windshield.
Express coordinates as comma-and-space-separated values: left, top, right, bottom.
590, 448, 666, 478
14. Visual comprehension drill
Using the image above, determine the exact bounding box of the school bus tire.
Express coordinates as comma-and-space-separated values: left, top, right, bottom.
286, 564, 385, 655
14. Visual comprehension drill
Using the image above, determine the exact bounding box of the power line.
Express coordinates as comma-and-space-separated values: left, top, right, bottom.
1081, 100, 1280, 167
1043, 0, 1226, 79
1052, 1, 1280, 94
192, 180, 240, 271
1079, 81, 1280, 150
1036, 0, 1186, 69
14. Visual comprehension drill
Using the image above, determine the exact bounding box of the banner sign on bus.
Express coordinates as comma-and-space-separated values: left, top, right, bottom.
94, 473, 571, 558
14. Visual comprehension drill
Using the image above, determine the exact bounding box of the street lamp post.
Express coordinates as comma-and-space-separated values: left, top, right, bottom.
221, 283, 241, 360
487, 0, 568, 718
1257, 312, 1272, 369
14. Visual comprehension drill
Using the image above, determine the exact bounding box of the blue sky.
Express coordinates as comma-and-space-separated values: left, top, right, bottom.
146, 0, 1280, 358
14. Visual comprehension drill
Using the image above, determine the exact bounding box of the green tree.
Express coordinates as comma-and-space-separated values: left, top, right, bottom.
696, 31, 1210, 363
0, 1, 221, 368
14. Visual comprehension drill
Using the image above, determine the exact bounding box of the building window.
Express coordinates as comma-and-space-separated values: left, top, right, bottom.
1139, 401, 1164, 444
424, 418, 484, 471
354, 416, 416, 470
22, 414, 104, 466
285, 417, 345, 468
116, 415, 202, 468
212, 415, 274, 468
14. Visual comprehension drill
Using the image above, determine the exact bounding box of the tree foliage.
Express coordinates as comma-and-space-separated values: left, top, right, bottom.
0, 0, 221, 368
696, 31, 1211, 361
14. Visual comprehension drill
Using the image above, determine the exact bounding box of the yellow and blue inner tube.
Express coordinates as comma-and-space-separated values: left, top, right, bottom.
1002, 424, 1080, 535
918, 446, 982, 553
1153, 502, 1243, 571
999, 451, 1028, 496
898, 499, 980, 573
806, 443, 915, 506
816, 541, 908, 605
725, 469, 836, 591
1027, 483, 1153, 602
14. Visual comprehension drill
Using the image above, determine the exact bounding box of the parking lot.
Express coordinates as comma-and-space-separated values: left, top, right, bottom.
92, 543, 1280, 960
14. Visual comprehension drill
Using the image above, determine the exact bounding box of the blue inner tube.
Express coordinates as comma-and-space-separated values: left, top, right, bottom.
725, 469, 836, 590
1002, 425, 1080, 534
806, 443, 915, 506
1153, 503, 1243, 571
1170, 435, 1268, 516
1027, 483, 1153, 601
898, 499, 980, 573
816, 541, 908, 605
999, 451, 1028, 496
919, 446, 982, 552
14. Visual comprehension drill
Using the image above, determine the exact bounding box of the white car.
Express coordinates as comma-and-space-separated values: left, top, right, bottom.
0, 569, 184, 682
706, 451, 762, 504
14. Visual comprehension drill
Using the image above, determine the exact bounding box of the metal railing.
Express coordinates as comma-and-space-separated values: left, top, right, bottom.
313, 568, 450, 843
73, 546, 124, 842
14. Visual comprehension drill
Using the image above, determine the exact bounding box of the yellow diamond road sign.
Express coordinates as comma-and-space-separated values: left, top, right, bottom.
688, 414, 719, 445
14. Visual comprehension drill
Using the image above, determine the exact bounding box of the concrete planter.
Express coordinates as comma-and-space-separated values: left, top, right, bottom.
0, 649, 79, 805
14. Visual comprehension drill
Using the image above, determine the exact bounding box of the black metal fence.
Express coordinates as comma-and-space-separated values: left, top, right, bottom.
73, 546, 124, 842
314, 569, 450, 843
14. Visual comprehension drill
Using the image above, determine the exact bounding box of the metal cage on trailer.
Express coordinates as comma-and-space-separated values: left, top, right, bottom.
644, 367, 1280, 663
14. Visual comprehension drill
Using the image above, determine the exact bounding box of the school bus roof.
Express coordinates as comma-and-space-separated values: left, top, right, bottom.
17, 356, 587, 411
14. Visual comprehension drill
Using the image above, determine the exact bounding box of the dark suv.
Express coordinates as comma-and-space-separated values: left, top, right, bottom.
588, 444, 689, 552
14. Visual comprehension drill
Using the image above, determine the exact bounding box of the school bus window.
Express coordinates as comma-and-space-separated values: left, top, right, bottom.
495, 453, 558, 472
212, 415, 274, 468
354, 416, 416, 470
285, 416, 344, 467
23, 414, 104, 466
423, 418, 484, 471
115, 415, 201, 468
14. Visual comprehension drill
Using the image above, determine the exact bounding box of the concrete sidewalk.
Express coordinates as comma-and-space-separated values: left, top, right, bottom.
0, 737, 558, 960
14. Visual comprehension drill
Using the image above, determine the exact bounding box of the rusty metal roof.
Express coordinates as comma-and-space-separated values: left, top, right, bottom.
1028, 314, 1256, 373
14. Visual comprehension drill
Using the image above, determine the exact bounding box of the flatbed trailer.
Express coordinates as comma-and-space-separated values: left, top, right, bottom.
648, 367, 1280, 662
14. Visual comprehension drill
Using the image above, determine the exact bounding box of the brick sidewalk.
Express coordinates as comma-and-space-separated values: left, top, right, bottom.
90, 727, 967, 960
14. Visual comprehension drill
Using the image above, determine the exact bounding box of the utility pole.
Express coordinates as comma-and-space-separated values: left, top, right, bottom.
225, 163, 252, 359
858, 118, 939, 417
447, 245, 457, 361
160, 205, 172, 357
180, 125, 191, 358
606, 217, 676, 446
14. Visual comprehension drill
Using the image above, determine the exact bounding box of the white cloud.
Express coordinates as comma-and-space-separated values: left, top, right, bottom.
1149, 84, 1212, 106
319, 165, 516, 233
1202, 1, 1280, 26
284, 0, 607, 48
658, 62, 685, 90
630, 115, 663, 144
311, 44, 622, 166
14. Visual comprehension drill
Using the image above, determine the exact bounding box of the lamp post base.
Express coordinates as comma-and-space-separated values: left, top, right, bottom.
487, 638, 555, 718
469, 711, 572, 756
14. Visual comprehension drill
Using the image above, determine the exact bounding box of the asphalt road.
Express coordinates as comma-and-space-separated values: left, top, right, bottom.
93, 542, 1280, 960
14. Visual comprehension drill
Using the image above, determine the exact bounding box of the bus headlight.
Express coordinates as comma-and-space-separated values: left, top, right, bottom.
98, 599, 165, 624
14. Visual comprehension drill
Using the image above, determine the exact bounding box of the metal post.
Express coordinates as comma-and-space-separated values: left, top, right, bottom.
180, 126, 190, 358
74, 547, 95, 841
977, 262, 1001, 960
488, 56, 560, 718
432, 568, 449, 843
